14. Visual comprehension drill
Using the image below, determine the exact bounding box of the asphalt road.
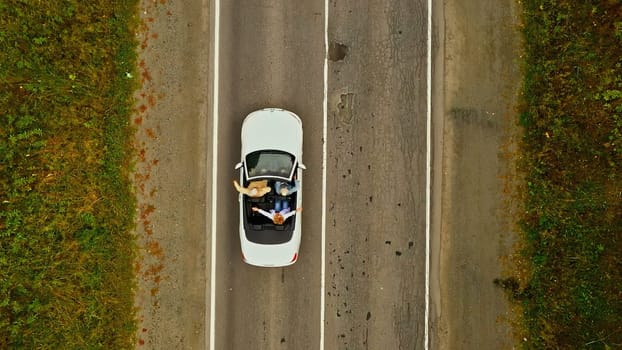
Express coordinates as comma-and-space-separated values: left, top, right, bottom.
325, 1, 428, 349
133, 0, 520, 348
214, 1, 325, 349
213, 0, 429, 349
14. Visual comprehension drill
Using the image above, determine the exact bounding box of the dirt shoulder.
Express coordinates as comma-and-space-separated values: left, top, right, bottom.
433, 0, 522, 348
132, 1, 210, 349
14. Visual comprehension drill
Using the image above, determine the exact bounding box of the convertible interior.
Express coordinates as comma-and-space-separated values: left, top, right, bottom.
243, 178, 297, 231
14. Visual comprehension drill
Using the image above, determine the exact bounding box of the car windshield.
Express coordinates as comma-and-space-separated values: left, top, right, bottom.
245, 150, 295, 179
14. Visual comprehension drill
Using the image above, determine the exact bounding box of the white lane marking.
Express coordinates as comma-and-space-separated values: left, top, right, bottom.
209, 0, 220, 348
425, 0, 432, 348
320, 0, 328, 348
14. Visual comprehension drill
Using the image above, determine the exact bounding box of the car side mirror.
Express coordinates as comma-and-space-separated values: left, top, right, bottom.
298, 163, 306, 170
235, 162, 243, 170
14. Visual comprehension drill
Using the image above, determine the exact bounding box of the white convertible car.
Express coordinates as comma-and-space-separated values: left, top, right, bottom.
234, 108, 305, 267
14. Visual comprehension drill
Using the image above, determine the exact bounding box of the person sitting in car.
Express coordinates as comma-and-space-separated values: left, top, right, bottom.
233, 179, 271, 198
251, 200, 302, 225
274, 180, 299, 196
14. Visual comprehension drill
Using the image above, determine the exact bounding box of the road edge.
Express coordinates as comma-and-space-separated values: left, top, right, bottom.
429, 0, 445, 347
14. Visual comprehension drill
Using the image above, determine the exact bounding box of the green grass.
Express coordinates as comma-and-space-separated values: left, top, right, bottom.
502, 1, 622, 348
0, 1, 140, 348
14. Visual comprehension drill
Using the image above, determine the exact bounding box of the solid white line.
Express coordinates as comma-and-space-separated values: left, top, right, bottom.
425, 0, 432, 348
209, 0, 220, 348
320, 0, 328, 348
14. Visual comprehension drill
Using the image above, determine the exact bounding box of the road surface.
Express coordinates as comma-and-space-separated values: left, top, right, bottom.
213, 1, 324, 349
132, 0, 519, 349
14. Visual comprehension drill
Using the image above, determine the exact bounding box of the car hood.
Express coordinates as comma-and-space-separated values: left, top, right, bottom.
241, 109, 303, 157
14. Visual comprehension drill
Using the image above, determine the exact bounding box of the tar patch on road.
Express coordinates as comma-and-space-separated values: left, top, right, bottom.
329, 41, 349, 61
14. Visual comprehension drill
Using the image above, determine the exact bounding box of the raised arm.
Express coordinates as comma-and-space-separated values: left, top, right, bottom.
288, 180, 300, 195
252, 207, 273, 220
233, 180, 248, 195
283, 207, 302, 220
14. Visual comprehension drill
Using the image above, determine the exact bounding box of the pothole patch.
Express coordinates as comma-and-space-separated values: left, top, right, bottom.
329, 41, 348, 61
336, 92, 355, 125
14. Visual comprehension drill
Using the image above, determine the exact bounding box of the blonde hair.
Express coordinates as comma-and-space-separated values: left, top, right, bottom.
273, 213, 285, 225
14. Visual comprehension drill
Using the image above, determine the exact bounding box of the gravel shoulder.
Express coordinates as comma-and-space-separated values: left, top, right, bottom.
432, 0, 522, 348
132, 1, 210, 348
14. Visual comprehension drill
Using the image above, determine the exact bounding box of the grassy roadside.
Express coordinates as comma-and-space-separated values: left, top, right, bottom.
0, 1, 140, 348
501, 1, 622, 348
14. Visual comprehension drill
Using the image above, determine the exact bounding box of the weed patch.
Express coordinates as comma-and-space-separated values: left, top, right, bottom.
0, 1, 139, 348
503, 1, 622, 348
